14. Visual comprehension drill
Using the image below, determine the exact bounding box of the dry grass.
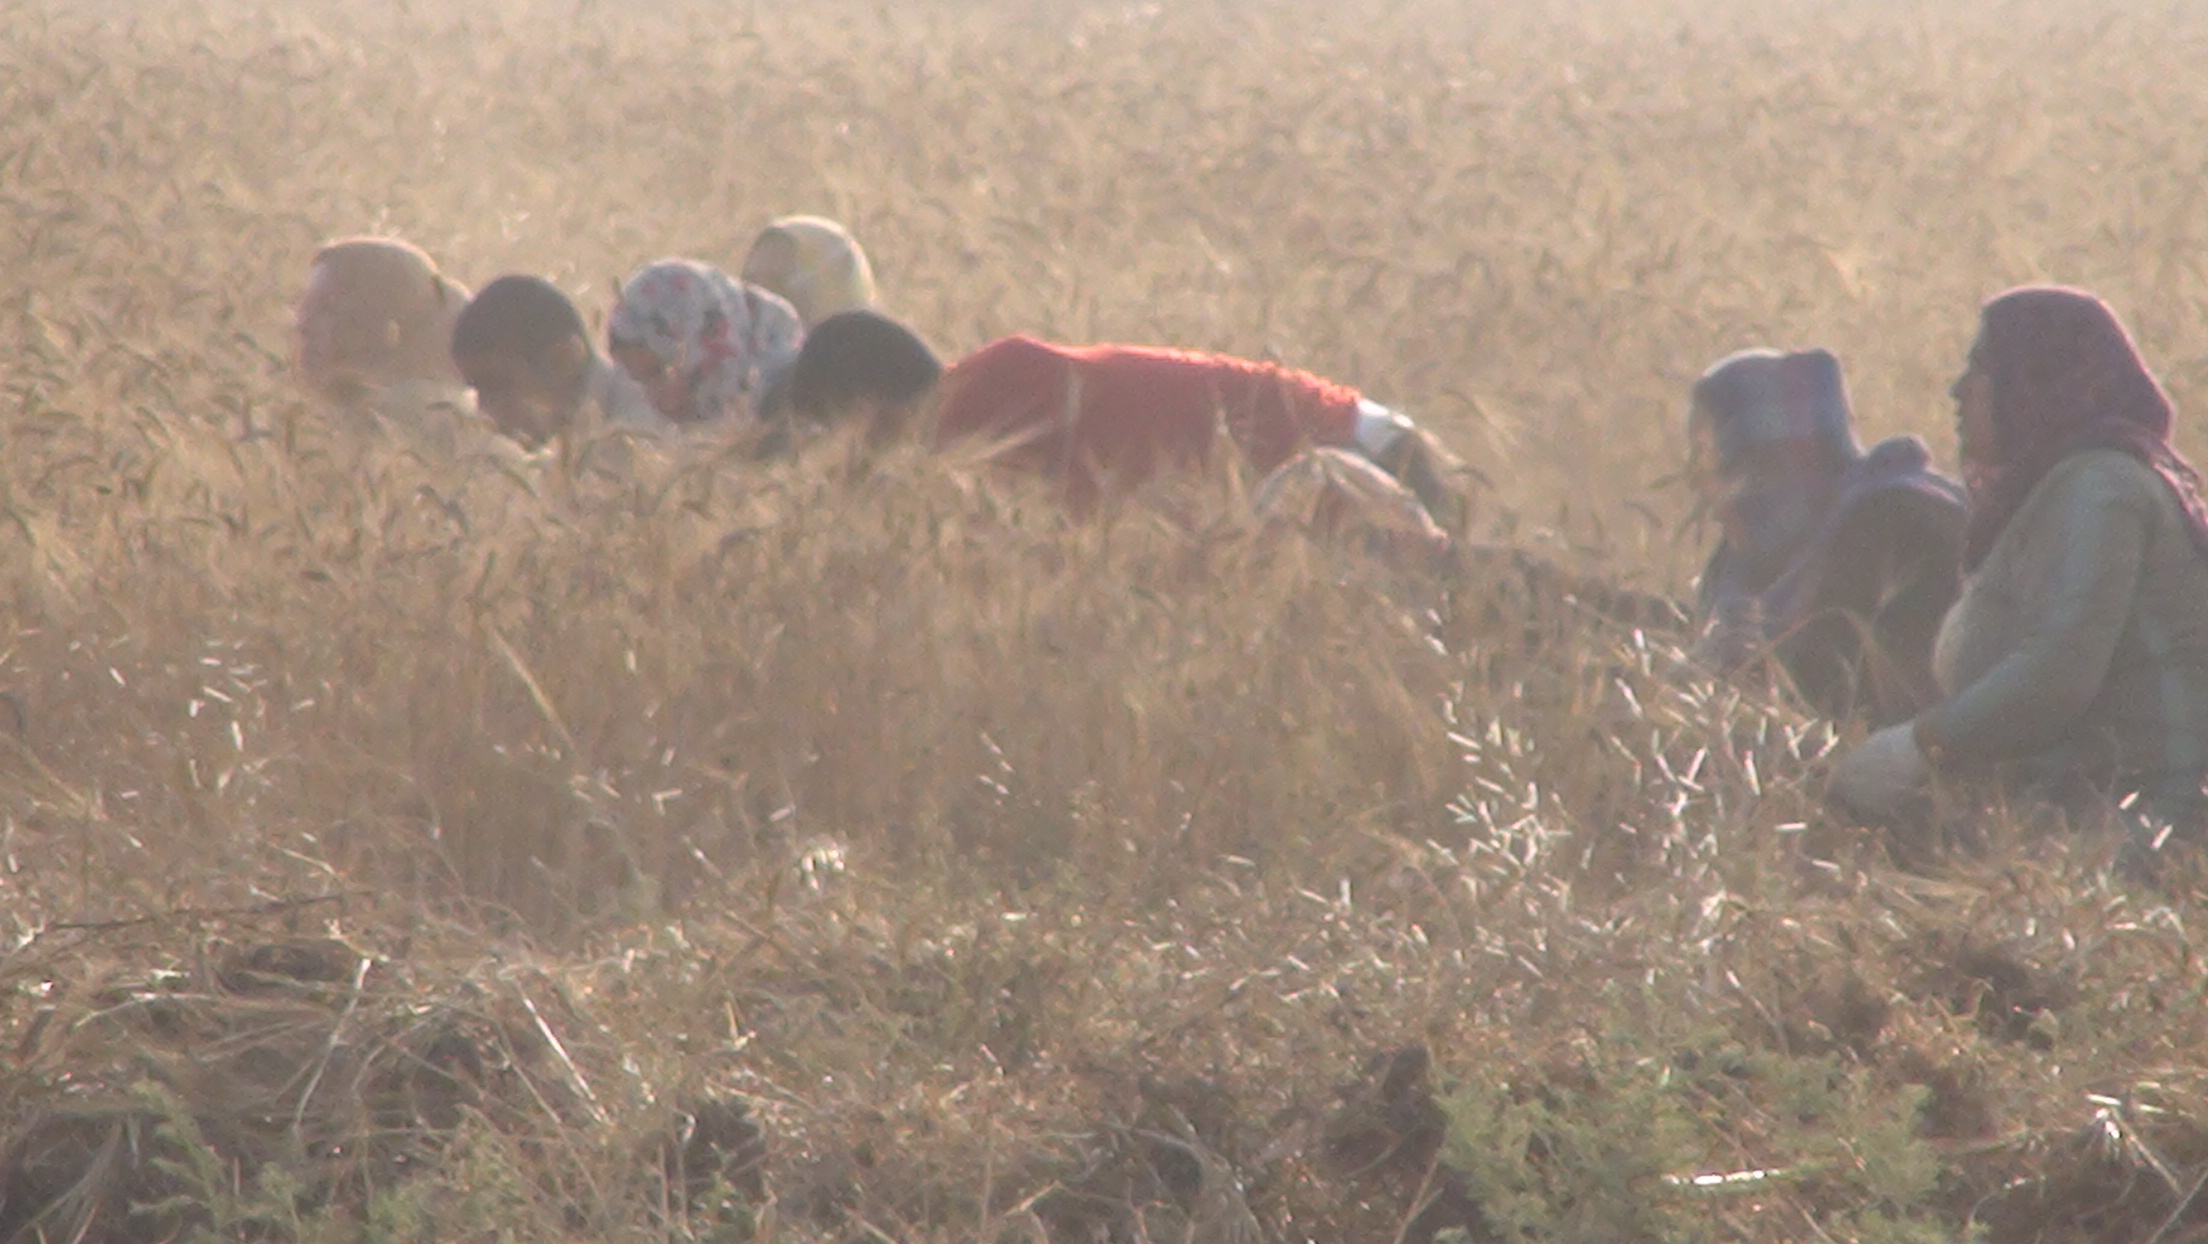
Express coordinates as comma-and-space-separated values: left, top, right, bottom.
5, 0, 2208, 1240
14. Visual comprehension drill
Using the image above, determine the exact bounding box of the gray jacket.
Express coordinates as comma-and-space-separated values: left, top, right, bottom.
1924, 450, 2208, 817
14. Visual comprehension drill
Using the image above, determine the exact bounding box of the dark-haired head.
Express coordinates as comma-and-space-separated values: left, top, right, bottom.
451, 275, 594, 446
775, 309, 945, 440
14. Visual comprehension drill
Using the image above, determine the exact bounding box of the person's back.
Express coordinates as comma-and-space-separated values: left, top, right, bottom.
933, 337, 1364, 510
1753, 454, 1965, 725
775, 312, 1472, 532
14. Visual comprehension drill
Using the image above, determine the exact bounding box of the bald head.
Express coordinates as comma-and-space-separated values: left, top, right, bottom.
294, 237, 469, 405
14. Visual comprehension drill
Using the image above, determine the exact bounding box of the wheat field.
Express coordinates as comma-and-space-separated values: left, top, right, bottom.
4, 0, 2208, 1240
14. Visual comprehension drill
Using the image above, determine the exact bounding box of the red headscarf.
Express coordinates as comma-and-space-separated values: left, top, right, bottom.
1963, 285, 2208, 568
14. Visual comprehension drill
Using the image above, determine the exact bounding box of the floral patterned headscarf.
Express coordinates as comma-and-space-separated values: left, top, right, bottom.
606, 259, 803, 425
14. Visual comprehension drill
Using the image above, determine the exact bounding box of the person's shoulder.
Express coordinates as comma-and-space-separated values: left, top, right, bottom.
1844, 479, 1966, 534
975, 334, 1060, 355
743, 280, 802, 324
1834, 445, 1967, 547
955, 334, 1066, 368
588, 356, 673, 435
1982, 450, 2167, 560
944, 336, 1082, 396
2018, 449, 2169, 522
1827, 489, 1966, 572
2048, 447, 2162, 491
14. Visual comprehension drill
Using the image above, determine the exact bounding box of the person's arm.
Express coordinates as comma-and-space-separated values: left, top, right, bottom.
1916, 458, 2154, 766
1690, 545, 1765, 672
1455, 543, 1691, 632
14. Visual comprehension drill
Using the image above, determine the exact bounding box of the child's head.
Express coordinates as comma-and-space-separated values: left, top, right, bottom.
776, 309, 945, 442
294, 237, 469, 403
449, 275, 594, 447
740, 216, 878, 329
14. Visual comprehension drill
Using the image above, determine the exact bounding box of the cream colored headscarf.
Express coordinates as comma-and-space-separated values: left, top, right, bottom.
740, 216, 878, 329
294, 237, 470, 405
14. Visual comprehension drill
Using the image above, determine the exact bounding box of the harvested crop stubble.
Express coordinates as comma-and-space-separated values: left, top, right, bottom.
0, 927, 634, 1243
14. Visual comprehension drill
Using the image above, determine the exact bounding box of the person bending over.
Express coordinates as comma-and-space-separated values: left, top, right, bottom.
774, 309, 1473, 533
1687, 347, 1967, 726
1830, 287, 2208, 872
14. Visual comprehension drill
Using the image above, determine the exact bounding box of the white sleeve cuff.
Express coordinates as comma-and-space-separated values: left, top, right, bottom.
1353, 397, 1414, 461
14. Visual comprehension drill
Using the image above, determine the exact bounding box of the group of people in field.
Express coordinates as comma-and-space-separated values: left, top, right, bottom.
290, 220, 2208, 880
1682, 290, 2208, 876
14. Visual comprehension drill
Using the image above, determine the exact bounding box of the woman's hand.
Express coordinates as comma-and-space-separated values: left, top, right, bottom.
1828, 722, 1930, 818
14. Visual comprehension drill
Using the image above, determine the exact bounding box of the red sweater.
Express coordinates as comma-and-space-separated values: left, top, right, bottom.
932, 337, 1364, 508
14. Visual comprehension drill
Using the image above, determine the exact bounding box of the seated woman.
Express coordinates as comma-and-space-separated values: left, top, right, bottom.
1687, 347, 1967, 726
607, 259, 804, 429
449, 274, 665, 448
1830, 287, 2208, 868
293, 237, 470, 409
740, 216, 879, 329
772, 309, 1474, 533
